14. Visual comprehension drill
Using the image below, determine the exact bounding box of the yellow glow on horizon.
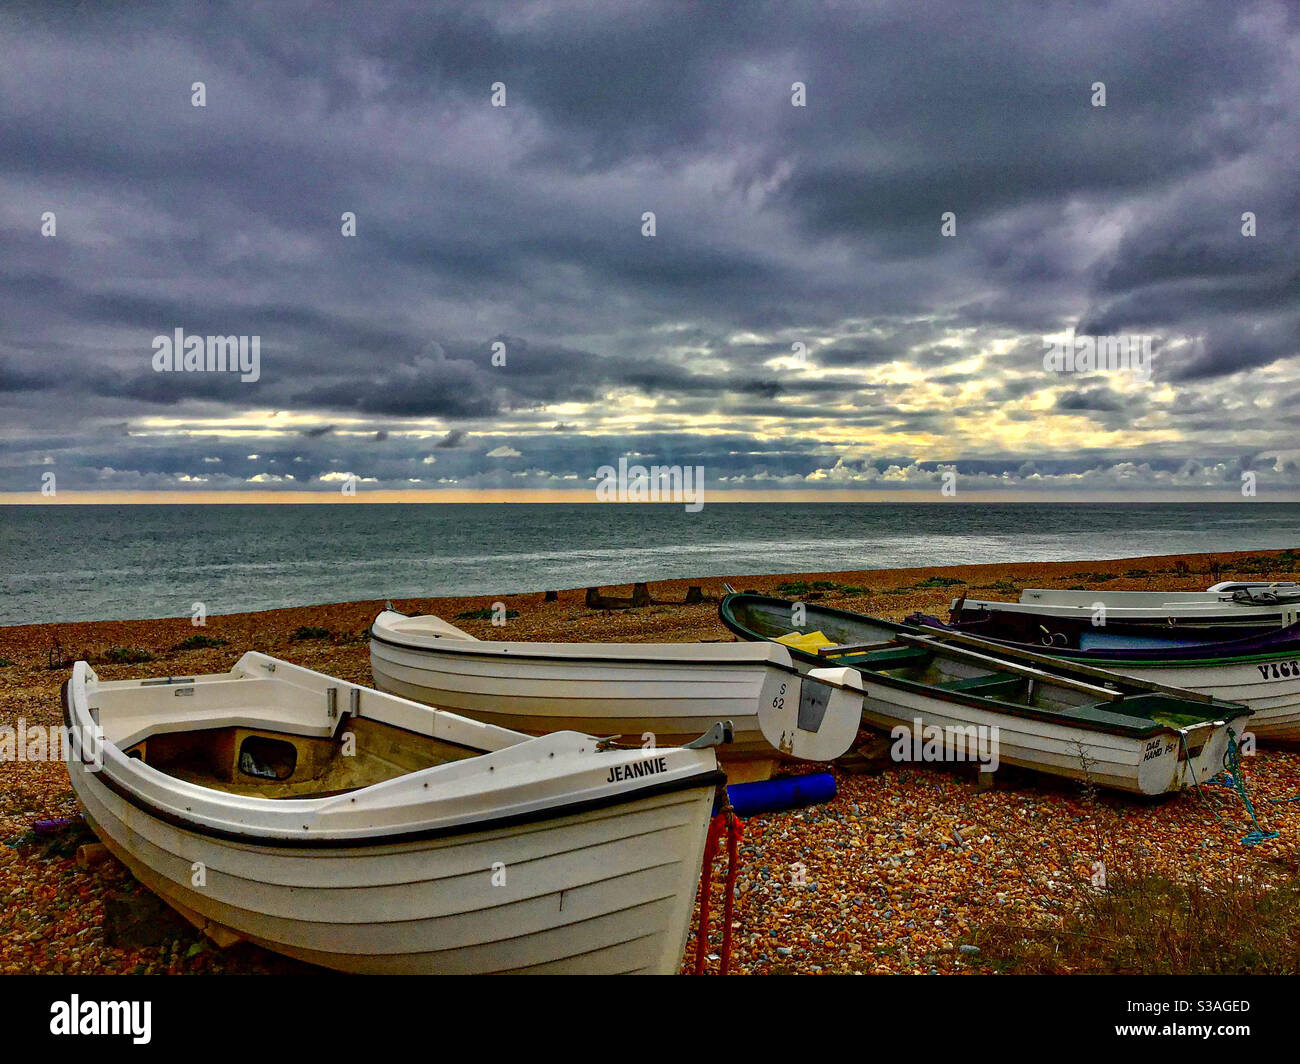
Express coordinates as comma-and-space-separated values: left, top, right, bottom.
3, 487, 1293, 506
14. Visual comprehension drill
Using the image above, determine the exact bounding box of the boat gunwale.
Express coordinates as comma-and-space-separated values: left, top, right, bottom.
62, 677, 726, 850
928, 614, 1300, 669
949, 641, 1300, 671
368, 618, 801, 675
957, 598, 1288, 623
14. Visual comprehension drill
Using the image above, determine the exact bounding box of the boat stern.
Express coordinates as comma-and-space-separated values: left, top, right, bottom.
1135, 718, 1236, 795
756, 666, 864, 762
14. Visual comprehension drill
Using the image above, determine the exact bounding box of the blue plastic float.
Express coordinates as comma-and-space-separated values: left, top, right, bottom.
716, 772, 836, 817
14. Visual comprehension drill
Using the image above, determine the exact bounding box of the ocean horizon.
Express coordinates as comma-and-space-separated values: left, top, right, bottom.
2, 500, 1297, 627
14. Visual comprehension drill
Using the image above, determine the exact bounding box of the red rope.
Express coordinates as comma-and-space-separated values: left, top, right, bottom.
694, 809, 744, 975
720, 810, 743, 975
693, 814, 724, 975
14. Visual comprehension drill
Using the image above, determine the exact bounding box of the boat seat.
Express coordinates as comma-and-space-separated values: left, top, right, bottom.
935, 674, 1023, 699
1049, 702, 1169, 736
109, 707, 336, 751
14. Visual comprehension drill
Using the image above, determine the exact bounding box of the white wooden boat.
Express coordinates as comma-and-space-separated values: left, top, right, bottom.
62, 652, 733, 974
911, 609, 1300, 743
369, 610, 865, 782
721, 594, 1252, 796
958, 581, 1300, 630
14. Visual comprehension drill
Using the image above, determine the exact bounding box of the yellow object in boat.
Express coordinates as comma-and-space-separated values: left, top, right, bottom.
773, 630, 835, 653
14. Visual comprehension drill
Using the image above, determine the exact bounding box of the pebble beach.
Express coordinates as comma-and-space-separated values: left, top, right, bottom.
3, 549, 1299, 975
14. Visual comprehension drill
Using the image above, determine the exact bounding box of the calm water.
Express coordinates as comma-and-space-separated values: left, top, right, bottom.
1, 502, 1297, 626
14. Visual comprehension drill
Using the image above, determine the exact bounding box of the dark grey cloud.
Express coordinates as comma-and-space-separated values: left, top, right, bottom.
0, 1, 1296, 495
1055, 387, 1127, 412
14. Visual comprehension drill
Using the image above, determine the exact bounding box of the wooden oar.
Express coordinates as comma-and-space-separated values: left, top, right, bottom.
816, 639, 896, 656
893, 632, 1124, 702
902, 627, 1217, 705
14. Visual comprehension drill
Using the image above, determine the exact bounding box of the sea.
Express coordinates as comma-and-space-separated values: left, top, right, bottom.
1, 501, 1297, 626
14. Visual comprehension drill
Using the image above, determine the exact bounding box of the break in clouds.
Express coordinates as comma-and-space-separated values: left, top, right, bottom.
1, 1, 1297, 497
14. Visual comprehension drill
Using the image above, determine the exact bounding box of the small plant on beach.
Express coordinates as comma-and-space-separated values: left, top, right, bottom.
45, 634, 73, 671
455, 608, 520, 621
959, 751, 1300, 975
965, 865, 1300, 975
774, 579, 860, 597
879, 575, 967, 595
980, 579, 1018, 594
913, 576, 965, 589
1233, 553, 1293, 575
172, 634, 228, 651
290, 626, 333, 641
1069, 571, 1118, 583
100, 647, 154, 665
0, 658, 13, 667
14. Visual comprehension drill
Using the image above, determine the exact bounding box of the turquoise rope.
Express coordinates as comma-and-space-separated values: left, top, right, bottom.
1222, 728, 1278, 846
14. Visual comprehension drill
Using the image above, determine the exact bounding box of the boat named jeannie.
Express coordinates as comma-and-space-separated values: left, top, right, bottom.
63, 652, 733, 974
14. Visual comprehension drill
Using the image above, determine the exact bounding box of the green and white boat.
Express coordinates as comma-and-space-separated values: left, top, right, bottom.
720, 593, 1252, 796
910, 604, 1300, 743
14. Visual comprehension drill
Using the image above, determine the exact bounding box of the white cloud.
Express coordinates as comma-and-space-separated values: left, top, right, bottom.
319, 470, 377, 483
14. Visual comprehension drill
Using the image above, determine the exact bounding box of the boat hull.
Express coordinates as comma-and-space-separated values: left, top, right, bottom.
70, 753, 714, 974
369, 618, 820, 781
850, 672, 1232, 796
965, 589, 1298, 630
63, 655, 724, 975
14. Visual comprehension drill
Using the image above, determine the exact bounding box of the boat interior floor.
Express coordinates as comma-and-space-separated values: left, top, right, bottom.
819, 645, 1221, 730
124, 716, 481, 800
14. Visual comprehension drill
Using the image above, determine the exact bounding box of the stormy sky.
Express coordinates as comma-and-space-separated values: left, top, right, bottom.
1, 1, 1297, 499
